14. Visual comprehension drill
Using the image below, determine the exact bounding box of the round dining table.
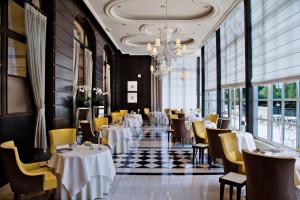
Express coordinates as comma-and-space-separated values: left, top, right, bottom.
124, 113, 143, 128
102, 125, 132, 154
149, 111, 169, 126
47, 144, 116, 199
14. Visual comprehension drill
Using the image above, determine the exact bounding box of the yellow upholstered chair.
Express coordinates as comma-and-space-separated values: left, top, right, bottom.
49, 128, 76, 153
219, 133, 245, 174
170, 114, 178, 119
144, 108, 150, 117
111, 112, 122, 123
192, 120, 208, 144
205, 114, 219, 124
93, 117, 108, 132
0, 141, 57, 199
120, 109, 128, 117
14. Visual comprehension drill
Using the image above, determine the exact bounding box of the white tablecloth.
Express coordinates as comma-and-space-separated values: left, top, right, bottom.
124, 114, 143, 128
149, 111, 169, 126
235, 131, 257, 152
102, 126, 132, 154
48, 144, 116, 199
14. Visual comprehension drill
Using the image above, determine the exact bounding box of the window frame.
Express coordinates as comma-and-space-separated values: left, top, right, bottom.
221, 87, 245, 130
254, 82, 300, 149
0, 0, 36, 116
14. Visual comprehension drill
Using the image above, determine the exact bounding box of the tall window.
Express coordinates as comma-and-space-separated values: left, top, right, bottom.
254, 83, 299, 148
74, 20, 89, 86
204, 33, 217, 114
220, 0, 245, 130
222, 88, 246, 130
1, 0, 33, 114
162, 57, 197, 110
251, 0, 300, 148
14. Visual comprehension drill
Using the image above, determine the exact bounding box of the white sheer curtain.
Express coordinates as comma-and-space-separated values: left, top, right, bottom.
25, 3, 47, 149
72, 39, 80, 104
84, 49, 93, 97
105, 64, 111, 115
151, 74, 162, 111
220, 1, 245, 88
251, 0, 300, 85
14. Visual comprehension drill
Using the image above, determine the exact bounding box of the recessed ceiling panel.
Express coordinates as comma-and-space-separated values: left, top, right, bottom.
106, 0, 216, 22
84, 0, 238, 55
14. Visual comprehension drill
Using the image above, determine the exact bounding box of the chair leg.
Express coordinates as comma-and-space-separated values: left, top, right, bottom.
229, 186, 233, 200
198, 148, 202, 163
192, 147, 195, 165
237, 187, 241, 200
220, 182, 225, 200
181, 139, 184, 148
201, 149, 204, 164
13, 193, 21, 200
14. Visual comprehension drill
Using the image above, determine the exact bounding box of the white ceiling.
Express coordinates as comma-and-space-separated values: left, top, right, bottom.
83, 0, 239, 56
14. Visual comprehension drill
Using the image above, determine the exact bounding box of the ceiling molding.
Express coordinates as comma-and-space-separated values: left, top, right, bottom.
83, 0, 122, 53
84, 0, 237, 55
104, 0, 220, 23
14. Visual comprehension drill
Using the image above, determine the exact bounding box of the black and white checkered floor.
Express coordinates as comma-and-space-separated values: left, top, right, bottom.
114, 126, 224, 175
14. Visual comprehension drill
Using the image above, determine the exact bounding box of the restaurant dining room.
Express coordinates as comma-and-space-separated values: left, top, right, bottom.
0, 0, 300, 199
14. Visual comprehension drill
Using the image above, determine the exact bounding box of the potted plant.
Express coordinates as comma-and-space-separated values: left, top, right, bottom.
76, 85, 91, 107
92, 87, 108, 117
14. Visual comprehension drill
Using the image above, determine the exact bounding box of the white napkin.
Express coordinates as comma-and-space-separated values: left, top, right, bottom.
56, 144, 70, 150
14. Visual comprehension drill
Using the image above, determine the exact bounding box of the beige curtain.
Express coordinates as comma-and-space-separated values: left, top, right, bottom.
25, 3, 47, 149
105, 64, 111, 114
84, 49, 93, 97
151, 74, 162, 111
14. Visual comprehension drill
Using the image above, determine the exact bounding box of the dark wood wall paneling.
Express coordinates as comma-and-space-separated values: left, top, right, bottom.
120, 55, 151, 112
49, 0, 121, 129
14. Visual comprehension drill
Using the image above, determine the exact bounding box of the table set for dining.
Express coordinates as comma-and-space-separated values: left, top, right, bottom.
101, 125, 133, 154
48, 144, 116, 199
124, 113, 143, 128
149, 111, 169, 126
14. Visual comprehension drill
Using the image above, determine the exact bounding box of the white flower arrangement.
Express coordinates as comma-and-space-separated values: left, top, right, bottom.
92, 87, 108, 106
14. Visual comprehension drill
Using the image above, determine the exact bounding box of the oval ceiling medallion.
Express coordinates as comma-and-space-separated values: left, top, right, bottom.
105, 0, 218, 23
121, 34, 195, 47
140, 24, 183, 35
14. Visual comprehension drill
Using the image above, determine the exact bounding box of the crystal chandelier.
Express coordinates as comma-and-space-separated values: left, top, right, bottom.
146, 0, 187, 77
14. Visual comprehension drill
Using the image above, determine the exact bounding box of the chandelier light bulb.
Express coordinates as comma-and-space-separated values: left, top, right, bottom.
150, 65, 154, 72
176, 39, 181, 47
146, 43, 152, 52
155, 38, 161, 47
152, 47, 158, 55
168, 66, 173, 72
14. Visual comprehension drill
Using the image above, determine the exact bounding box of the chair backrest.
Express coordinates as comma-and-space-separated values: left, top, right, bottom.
80, 122, 96, 143
171, 110, 177, 114
217, 118, 222, 128
0, 141, 43, 193
120, 110, 128, 117
93, 117, 108, 131
206, 128, 231, 159
49, 128, 76, 153
205, 114, 219, 124
144, 108, 150, 116
164, 108, 171, 116
242, 150, 299, 200
220, 118, 231, 129
177, 113, 185, 119
172, 118, 189, 139
192, 120, 207, 144
111, 112, 121, 123
219, 133, 243, 174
